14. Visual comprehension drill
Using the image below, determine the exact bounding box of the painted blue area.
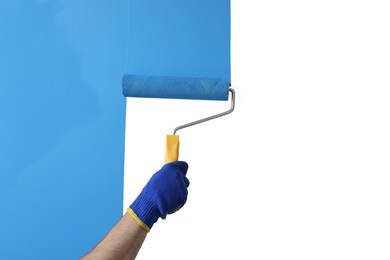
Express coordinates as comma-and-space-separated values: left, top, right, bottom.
127, 0, 230, 81
0, 0, 128, 259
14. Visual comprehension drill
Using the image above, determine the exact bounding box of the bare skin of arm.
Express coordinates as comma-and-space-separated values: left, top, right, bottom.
81, 213, 147, 260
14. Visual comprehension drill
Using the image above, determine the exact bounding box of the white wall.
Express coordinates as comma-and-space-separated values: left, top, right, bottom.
124, 1, 390, 259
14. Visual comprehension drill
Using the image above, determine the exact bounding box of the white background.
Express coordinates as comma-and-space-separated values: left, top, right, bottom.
124, 1, 390, 259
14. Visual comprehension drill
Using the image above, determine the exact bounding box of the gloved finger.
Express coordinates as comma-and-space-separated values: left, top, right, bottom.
165, 160, 189, 175
182, 175, 190, 188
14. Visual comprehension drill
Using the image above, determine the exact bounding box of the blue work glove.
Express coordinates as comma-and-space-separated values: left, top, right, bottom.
127, 161, 190, 232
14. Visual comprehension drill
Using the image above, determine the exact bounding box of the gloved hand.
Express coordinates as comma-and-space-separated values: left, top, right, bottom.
127, 161, 190, 232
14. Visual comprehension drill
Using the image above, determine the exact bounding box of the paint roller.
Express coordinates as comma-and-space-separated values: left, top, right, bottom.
122, 74, 235, 164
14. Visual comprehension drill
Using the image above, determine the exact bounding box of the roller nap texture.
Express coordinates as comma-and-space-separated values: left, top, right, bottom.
122, 74, 229, 101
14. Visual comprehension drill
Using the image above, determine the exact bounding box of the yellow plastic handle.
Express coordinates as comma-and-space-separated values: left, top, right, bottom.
165, 135, 180, 164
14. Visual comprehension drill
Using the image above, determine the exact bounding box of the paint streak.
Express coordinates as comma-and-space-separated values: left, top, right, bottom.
0, 0, 100, 191
0, 0, 128, 258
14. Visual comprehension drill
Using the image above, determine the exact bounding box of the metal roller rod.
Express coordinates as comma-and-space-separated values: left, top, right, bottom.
173, 88, 235, 135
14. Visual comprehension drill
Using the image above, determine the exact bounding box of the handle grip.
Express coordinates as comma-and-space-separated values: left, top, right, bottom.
165, 135, 180, 163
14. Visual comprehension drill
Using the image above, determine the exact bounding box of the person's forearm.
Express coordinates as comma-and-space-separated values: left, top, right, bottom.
82, 213, 147, 260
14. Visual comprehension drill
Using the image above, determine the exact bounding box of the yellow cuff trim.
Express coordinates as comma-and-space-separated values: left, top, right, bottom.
165, 134, 180, 164
127, 208, 151, 233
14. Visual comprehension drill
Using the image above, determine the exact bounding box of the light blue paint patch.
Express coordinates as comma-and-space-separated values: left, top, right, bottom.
0, 0, 128, 259
127, 0, 230, 81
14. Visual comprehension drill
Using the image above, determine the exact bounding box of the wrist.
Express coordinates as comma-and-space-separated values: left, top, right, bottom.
129, 195, 160, 232
127, 208, 151, 233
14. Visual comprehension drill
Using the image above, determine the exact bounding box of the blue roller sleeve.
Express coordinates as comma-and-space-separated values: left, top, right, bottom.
122, 74, 229, 101
129, 161, 190, 231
